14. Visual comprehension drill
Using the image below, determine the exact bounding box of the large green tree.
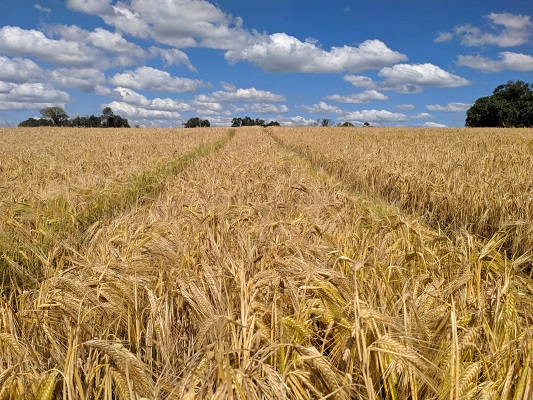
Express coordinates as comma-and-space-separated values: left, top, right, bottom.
40, 107, 69, 126
466, 80, 533, 127
182, 117, 210, 128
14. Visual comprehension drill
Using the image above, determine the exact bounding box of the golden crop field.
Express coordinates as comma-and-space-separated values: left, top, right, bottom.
0, 126, 532, 399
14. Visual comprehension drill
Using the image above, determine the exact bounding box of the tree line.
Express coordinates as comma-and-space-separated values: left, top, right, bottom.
18, 81, 532, 129
19, 107, 130, 128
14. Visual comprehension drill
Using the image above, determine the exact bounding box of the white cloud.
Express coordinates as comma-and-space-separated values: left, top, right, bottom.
225, 35, 407, 73
379, 63, 470, 93
457, 52, 533, 72
236, 103, 289, 114
0, 56, 44, 84
220, 81, 237, 92
51, 68, 110, 95
0, 83, 70, 110
278, 115, 317, 126
412, 113, 434, 120
69, 0, 251, 49
437, 12, 532, 47
46, 24, 150, 67
417, 122, 448, 128
325, 90, 388, 104
426, 102, 471, 112
193, 98, 224, 113
34, 4, 51, 13
434, 32, 453, 43
204, 115, 233, 127
338, 109, 409, 123
0, 26, 101, 67
343, 75, 376, 89
149, 47, 196, 71
109, 67, 209, 93
298, 101, 342, 114
87, 27, 145, 64
0, 82, 13, 93
394, 104, 415, 110
113, 87, 192, 112
196, 88, 286, 102
103, 100, 182, 121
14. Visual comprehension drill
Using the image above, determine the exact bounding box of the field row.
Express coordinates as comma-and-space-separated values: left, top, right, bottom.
1, 127, 532, 399
0, 128, 233, 285
272, 127, 533, 260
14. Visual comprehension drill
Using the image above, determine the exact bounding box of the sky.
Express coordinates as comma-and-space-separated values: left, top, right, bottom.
0, 0, 531, 128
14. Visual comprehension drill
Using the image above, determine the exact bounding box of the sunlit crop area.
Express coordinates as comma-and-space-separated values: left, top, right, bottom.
0, 127, 532, 399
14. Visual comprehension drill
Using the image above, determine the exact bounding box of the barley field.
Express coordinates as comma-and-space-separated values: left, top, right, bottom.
0, 126, 532, 399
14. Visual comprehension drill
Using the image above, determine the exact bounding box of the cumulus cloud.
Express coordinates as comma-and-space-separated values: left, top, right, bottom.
109, 67, 210, 93
220, 81, 237, 92
417, 122, 448, 128
225, 35, 407, 73
193, 98, 225, 113
0, 82, 70, 110
69, 0, 251, 49
436, 12, 532, 47
338, 109, 408, 123
394, 104, 415, 110
298, 101, 342, 114
277, 115, 317, 126
87, 27, 145, 64
103, 100, 182, 121
325, 90, 388, 104
235, 103, 289, 114
196, 88, 286, 102
379, 63, 470, 93
67, 0, 114, 15
457, 52, 533, 72
343, 75, 376, 89
411, 113, 434, 120
113, 87, 192, 112
0, 56, 44, 83
0, 26, 101, 67
149, 47, 196, 71
426, 102, 471, 112
51, 68, 110, 95
46, 24, 150, 67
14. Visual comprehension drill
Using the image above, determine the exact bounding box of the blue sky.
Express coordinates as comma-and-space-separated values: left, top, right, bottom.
0, 0, 531, 127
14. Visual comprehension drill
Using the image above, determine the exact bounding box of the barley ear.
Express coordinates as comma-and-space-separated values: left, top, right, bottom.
34, 371, 60, 400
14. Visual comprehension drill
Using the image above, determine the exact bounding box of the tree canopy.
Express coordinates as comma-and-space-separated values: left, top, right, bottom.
231, 116, 280, 127
183, 117, 210, 128
466, 80, 533, 128
40, 107, 69, 126
18, 107, 130, 128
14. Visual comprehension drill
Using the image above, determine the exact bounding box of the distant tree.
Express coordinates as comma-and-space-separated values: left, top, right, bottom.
40, 107, 69, 126
338, 122, 354, 127
231, 116, 265, 127
466, 80, 533, 127
101, 107, 114, 127
69, 115, 102, 128
316, 118, 334, 127
101, 107, 130, 128
18, 117, 54, 127
363, 122, 372, 127
19, 107, 129, 128
183, 117, 210, 128
264, 121, 280, 127
109, 115, 130, 128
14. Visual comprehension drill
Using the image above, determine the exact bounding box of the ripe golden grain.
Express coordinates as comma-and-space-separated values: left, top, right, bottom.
0, 127, 531, 398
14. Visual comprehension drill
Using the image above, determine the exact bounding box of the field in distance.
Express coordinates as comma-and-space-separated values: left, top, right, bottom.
0, 126, 531, 399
